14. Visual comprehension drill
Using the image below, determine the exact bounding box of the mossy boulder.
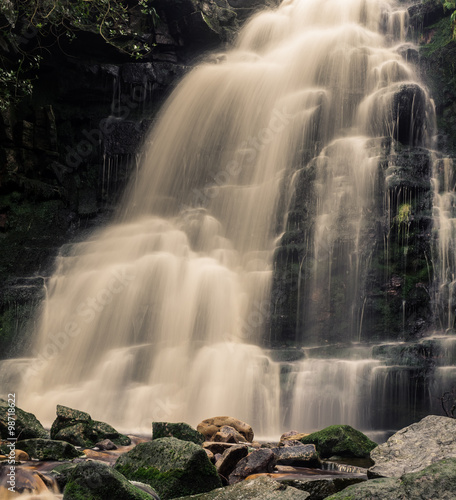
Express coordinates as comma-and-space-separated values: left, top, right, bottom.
299, 425, 377, 459
115, 437, 222, 499
16, 438, 84, 461
51, 463, 78, 490
325, 457, 456, 499
152, 422, 205, 445
173, 475, 311, 499
0, 399, 48, 440
50, 405, 130, 448
63, 460, 155, 500
323, 477, 401, 500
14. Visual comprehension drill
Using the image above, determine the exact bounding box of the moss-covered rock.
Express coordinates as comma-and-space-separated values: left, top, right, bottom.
173, 475, 311, 499
0, 398, 48, 440
299, 425, 377, 459
152, 422, 205, 445
51, 463, 78, 491
326, 457, 456, 499
50, 405, 130, 448
280, 476, 367, 499
63, 460, 155, 500
323, 477, 401, 500
115, 437, 222, 499
16, 438, 84, 461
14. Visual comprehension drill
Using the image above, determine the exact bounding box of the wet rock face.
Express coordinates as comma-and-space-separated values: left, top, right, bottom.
362, 83, 430, 146
391, 84, 428, 146
408, 0, 445, 35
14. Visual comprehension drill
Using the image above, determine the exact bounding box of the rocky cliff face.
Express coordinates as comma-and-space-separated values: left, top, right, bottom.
270, 0, 456, 346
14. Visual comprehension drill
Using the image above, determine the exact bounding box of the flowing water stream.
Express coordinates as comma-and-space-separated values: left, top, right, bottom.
2, 0, 456, 443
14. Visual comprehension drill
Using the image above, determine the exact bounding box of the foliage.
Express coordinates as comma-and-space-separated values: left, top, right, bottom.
443, 0, 456, 38
0, 0, 159, 110
396, 203, 411, 225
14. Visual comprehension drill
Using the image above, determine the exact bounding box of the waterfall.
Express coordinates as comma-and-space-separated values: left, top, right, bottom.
1, 0, 450, 438
433, 157, 456, 331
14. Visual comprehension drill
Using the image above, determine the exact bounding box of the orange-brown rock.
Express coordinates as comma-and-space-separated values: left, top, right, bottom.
197, 417, 254, 442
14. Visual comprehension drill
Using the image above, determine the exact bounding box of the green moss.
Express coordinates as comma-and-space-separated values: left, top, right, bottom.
396, 203, 411, 224
300, 425, 377, 459
115, 438, 221, 499
117, 464, 184, 486
64, 482, 98, 500
18, 438, 84, 461
51, 405, 131, 448
152, 422, 205, 445
0, 399, 48, 440
63, 461, 153, 500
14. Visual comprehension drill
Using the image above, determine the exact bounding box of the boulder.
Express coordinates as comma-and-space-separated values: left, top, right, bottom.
96, 438, 117, 450
203, 442, 241, 455
51, 405, 131, 448
197, 417, 254, 442
213, 426, 247, 444
281, 477, 366, 500
300, 425, 377, 459
152, 422, 205, 445
323, 477, 401, 500
115, 437, 222, 499
400, 457, 456, 499
18, 438, 84, 461
51, 463, 78, 491
0, 399, 48, 441
63, 460, 155, 500
326, 457, 456, 500
281, 440, 303, 448
369, 415, 456, 478
280, 431, 308, 443
173, 475, 310, 499
228, 448, 276, 485
270, 444, 320, 467
15, 449, 30, 461
215, 444, 249, 482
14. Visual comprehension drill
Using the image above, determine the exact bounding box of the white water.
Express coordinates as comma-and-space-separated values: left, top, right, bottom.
1, 0, 440, 439
432, 157, 456, 330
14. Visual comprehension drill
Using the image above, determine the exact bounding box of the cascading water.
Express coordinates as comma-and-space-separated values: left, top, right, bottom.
2, 0, 455, 441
